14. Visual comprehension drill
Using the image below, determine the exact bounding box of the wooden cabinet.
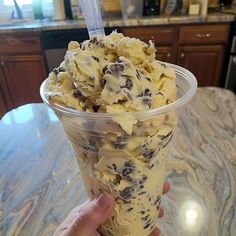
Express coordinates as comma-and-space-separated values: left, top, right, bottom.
121, 23, 230, 87
178, 24, 230, 86
122, 26, 177, 63
0, 32, 47, 118
178, 45, 224, 86
1, 55, 46, 108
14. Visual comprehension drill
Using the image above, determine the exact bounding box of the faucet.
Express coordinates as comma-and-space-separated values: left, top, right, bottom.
11, 0, 23, 20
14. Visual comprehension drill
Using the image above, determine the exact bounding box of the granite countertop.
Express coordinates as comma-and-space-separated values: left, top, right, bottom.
0, 13, 235, 33
0, 87, 235, 235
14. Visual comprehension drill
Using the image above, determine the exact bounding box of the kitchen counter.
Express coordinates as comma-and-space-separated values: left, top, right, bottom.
0, 13, 235, 33
0, 87, 235, 235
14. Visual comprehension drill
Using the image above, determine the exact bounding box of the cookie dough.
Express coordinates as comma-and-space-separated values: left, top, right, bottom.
43, 31, 177, 236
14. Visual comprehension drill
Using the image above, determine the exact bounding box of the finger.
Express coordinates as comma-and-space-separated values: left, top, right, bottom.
68, 192, 115, 235
162, 182, 170, 195
158, 207, 164, 218
150, 227, 161, 236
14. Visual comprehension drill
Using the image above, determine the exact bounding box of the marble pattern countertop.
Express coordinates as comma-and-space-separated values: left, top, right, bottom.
0, 87, 236, 235
0, 13, 235, 33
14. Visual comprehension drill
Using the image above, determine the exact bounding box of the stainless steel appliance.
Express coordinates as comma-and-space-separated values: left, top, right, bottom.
225, 25, 236, 93
42, 29, 88, 72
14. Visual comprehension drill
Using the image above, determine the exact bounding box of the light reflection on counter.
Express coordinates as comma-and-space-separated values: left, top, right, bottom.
3, 105, 34, 125
178, 200, 204, 233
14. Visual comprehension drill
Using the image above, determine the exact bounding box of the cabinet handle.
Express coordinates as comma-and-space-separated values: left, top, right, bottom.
180, 53, 185, 58
151, 35, 155, 40
196, 33, 211, 38
167, 53, 171, 58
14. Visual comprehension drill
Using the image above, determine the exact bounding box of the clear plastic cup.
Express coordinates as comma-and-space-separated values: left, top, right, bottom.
40, 63, 197, 236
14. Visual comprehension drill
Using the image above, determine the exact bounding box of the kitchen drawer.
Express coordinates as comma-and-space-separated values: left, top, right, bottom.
122, 26, 175, 46
179, 24, 230, 45
0, 32, 42, 54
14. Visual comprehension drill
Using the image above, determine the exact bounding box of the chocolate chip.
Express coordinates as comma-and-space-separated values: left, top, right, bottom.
162, 133, 173, 149
92, 56, 99, 62
112, 163, 117, 171
110, 63, 125, 73
73, 90, 82, 97
122, 161, 135, 177
145, 77, 151, 82
113, 174, 122, 185
53, 68, 59, 75
100, 79, 106, 88
157, 91, 164, 96
143, 149, 155, 160
125, 79, 133, 90
141, 215, 150, 221
127, 207, 133, 212
102, 65, 108, 74
82, 144, 98, 152
144, 223, 151, 229
93, 105, 100, 112
144, 88, 152, 97
120, 187, 134, 200
139, 191, 146, 195
143, 98, 152, 108
154, 195, 161, 206
114, 136, 127, 149
138, 211, 145, 214
59, 67, 65, 72
136, 69, 141, 80
137, 92, 144, 97
89, 37, 99, 45
159, 62, 167, 68
158, 131, 172, 140
122, 168, 132, 176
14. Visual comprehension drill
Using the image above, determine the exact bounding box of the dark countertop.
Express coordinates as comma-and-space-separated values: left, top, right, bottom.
0, 13, 235, 33
0, 87, 235, 235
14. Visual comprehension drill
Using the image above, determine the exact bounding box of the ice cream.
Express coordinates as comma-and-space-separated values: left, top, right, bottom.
42, 31, 177, 236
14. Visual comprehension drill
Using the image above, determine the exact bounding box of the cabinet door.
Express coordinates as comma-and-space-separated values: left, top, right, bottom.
156, 47, 173, 63
1, 55, 47, 108
178, 45, 224, 86
121, 26, 177, 63
0, 66, 8, 118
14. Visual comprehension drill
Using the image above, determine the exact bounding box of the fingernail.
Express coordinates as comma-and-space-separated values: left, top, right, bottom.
96, 193, 110, 210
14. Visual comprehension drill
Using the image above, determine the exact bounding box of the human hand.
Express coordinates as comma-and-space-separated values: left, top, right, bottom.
54, 182, 170, 236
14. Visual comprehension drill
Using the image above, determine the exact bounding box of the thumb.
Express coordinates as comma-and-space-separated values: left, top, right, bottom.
68, 193, 115, 235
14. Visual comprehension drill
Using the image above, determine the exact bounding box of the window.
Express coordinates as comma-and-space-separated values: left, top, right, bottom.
3, 0, 32, 6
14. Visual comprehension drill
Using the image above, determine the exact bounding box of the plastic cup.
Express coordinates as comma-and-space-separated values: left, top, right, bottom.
40, 63, 197, 236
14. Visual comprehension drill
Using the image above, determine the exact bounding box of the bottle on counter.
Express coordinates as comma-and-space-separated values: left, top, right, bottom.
52, 0, 66, 20
32, 0, 43, 19
143, 0, 160, 16
70, 0, 84, 20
